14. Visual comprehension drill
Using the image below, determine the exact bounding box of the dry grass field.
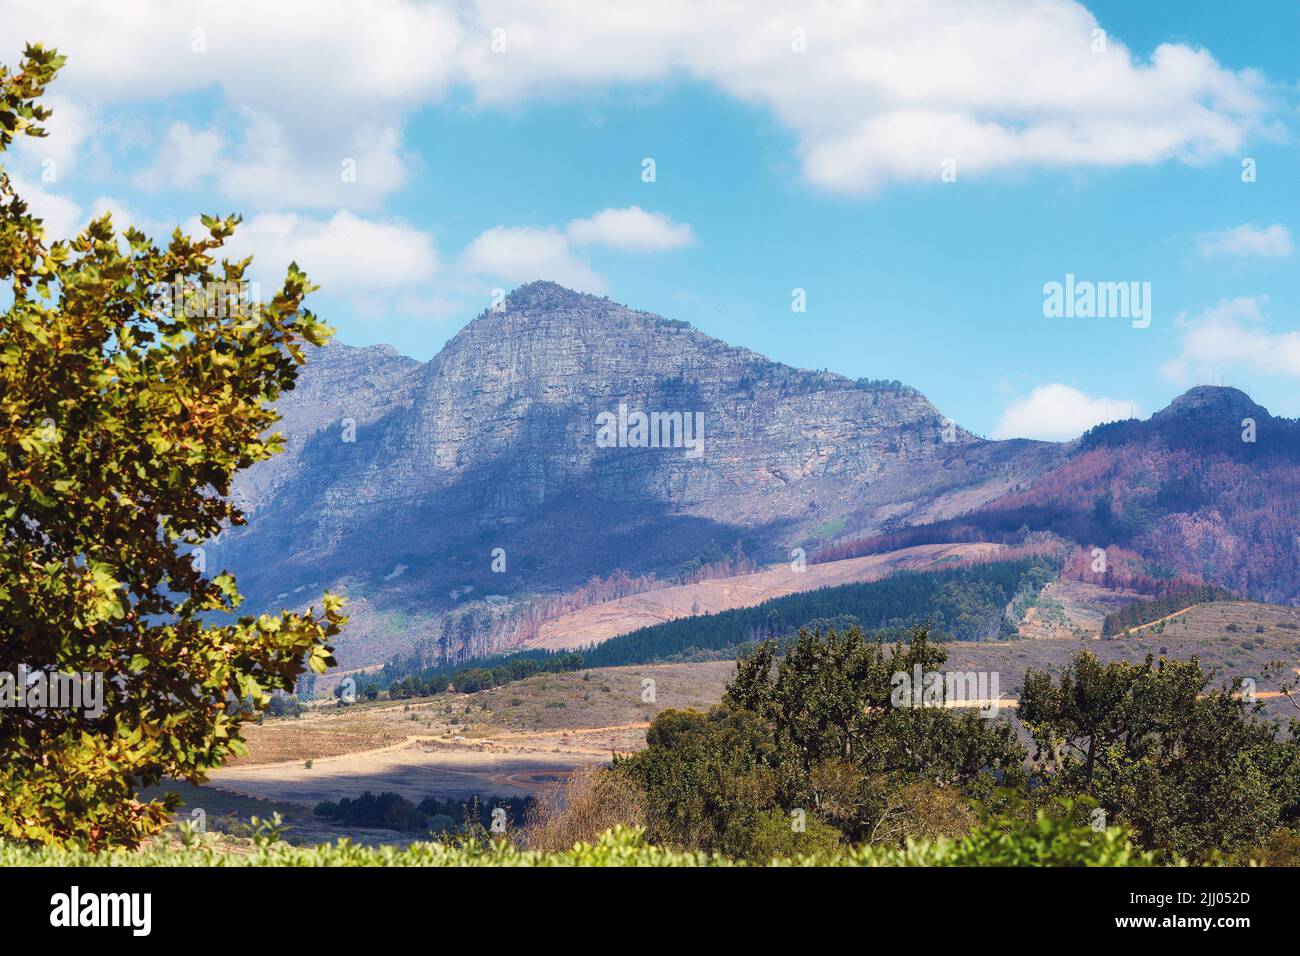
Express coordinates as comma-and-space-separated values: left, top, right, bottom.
205, 661, 737, 807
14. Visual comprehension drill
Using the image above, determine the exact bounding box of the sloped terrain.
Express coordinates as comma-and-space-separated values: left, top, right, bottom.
817, 387, 1300, 606
523, 542, 1005, 650
204, 600, 1300, 816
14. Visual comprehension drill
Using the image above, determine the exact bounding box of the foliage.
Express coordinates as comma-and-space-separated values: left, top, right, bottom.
369, 651, 584, 701
743, 808, 844, 860
0, 815, 1168, 866
1100, 585, 1236, 636
265, 692, 303, 719
617, 624, 1026, 857
877, 800, 1166, 867
312, 791, 531, 834
0, 45, 344, 848
1233, 828, 1300, 867
1019, 651, 1300, 860
523, 765, 647, 852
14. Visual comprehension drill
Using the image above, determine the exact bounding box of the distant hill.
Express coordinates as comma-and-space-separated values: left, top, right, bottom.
817, 385, 1300, 605
491, 600, 1300, 733
974, 386, 1300, 602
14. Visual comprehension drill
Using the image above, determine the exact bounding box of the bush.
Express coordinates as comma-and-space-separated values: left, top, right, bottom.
1234, 829, 1300, 866
851, 803, 1165, 867
618, 625, 1025, 853
524, 766, 646, 852
743, 809, 843, 862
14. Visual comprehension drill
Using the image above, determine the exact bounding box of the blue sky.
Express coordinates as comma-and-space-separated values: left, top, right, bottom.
3, 0, 1298, 439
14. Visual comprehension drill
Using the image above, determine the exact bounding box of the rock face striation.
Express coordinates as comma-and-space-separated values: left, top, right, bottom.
222, 281, 1062, 665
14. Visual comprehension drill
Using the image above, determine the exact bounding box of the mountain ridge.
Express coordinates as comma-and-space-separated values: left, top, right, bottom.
220, 282, 1293, 668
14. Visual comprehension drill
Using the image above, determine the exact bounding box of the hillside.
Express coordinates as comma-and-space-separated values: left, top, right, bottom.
818, 385, 1300, 605
202, 599, 1300, 822
523, 541, 1005, 650
985, 387, 1300, 602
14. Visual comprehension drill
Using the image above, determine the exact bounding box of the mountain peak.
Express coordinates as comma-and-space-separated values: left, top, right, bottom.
1155, 385, 1270, 423
506, 280, 604, 313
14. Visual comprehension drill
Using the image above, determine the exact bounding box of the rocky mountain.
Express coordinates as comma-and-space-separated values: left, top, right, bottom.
218, 281, 1063, 666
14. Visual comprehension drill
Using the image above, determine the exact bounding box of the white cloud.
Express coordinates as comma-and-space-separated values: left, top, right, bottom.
459, 226, 606, 294
216, 211, 441, 295
455, 0, 1271, 194
2, 0, 460, 208
134, 122, 224, 191
13, 94, 93, 178
212, 110, 408, 210
131, 112, 405, 209
1, 0, 1275, 205
567, 206, 694, 251
458, 207, 695, 293
993, 384, 1138, 441
10, 174, 84, 241
8, 176, 168, 243
1196, 223, 1293, 259
1161, 296, 1300, 383
0, 2, 464, 109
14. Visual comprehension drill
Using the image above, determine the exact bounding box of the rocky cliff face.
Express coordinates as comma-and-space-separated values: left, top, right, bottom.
222, 281, 1061, 665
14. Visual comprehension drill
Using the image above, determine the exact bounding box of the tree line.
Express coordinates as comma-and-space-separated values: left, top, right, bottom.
576, 558, 1054, 668
1101, 584, 1236, 636
313, 791, 532, 835
349, 651, 585, 702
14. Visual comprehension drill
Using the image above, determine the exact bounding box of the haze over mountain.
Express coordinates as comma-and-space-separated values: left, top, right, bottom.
218, 282, 1298, 668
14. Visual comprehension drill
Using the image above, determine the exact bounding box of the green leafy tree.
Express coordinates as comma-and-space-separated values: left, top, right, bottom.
1019, 651, 1300, 860
725, 624, 1025, 841
619, 624, 1026, 856
617, 705, 788, 857
0, 44, 344, 848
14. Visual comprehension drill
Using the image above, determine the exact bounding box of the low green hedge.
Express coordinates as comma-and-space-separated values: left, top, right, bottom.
1, 813, 1168, 867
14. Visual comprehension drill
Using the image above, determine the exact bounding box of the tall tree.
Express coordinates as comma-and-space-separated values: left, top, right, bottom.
0, 44, 344, 848
1019, 652, 1300, 859
620, 624, 1025, 853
